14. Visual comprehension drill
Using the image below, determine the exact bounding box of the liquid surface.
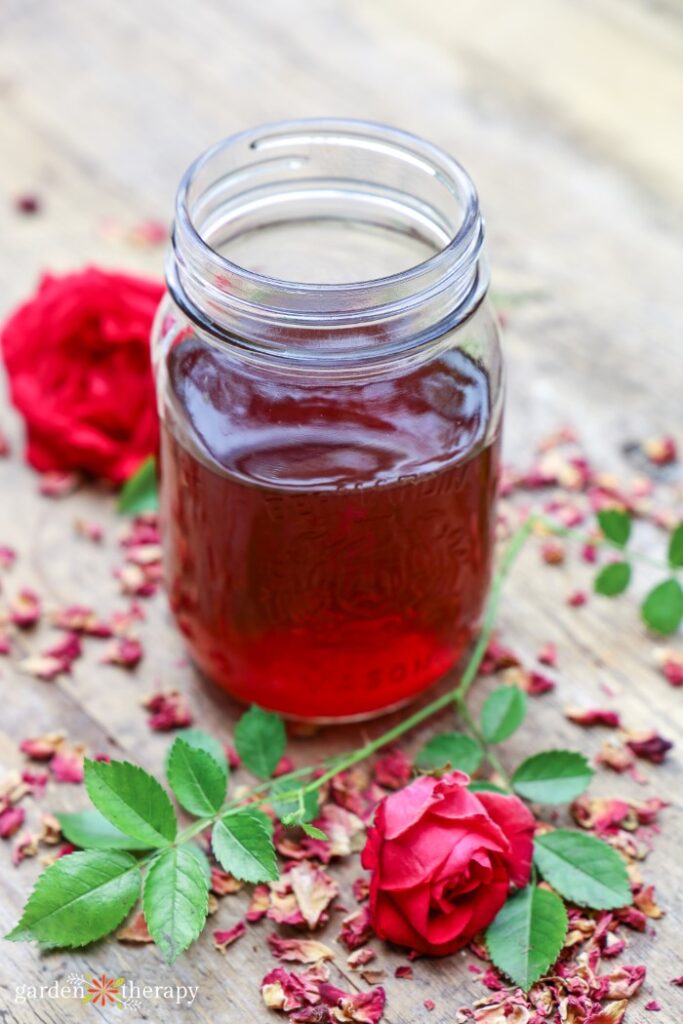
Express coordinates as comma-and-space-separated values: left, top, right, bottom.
160, 338, 500, 719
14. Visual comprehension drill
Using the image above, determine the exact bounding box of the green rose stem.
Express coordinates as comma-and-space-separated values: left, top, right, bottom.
172, 516, 536, 848
455, 698, 514, 791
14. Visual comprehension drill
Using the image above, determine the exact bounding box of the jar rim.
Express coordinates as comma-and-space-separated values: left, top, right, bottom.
175, 117, 482, 298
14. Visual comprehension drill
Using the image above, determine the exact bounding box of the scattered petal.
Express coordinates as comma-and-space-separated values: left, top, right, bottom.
268, 935, 334, 964
214, 920, 247, 952
117, 911, 152, 943
565, 706, 621, 728
143, 690, 193, 730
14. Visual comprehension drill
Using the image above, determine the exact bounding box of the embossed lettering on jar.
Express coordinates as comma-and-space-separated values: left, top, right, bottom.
153, 119, 503, 721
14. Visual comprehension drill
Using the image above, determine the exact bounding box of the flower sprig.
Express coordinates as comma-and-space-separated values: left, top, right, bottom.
4, 517, 654, 992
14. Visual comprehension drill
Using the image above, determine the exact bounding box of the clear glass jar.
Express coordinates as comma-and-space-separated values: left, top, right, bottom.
152, 119, 503, 721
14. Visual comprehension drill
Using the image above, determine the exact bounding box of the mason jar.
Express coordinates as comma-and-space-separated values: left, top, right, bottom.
152, 118, 503, 721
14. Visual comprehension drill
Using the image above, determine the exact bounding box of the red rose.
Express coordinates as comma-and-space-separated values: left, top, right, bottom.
1, 268, 163, 483
361, 771, 535, 956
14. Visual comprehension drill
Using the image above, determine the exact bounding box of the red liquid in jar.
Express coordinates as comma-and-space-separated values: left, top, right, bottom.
160, 338, 500, 720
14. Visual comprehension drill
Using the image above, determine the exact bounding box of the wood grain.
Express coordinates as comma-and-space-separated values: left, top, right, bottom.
0, 1, 682, 1021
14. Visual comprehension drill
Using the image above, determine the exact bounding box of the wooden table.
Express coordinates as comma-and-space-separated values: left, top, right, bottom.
1, 1, 682, 1021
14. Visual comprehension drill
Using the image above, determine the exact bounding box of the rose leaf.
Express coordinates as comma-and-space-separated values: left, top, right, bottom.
480, 685, 527, 743
234, 705, 286, 779
511, 750, 593, 804
486, 885, 567, 991
533, 830, 632, 909
6, 850, 140, 948
594, 561, 631, 597
142, 845, 210, 963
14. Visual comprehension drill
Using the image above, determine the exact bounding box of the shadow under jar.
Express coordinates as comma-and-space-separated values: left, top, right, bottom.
153, 119, 503, 722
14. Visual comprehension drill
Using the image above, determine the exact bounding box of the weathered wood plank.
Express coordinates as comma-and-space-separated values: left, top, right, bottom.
0, 0, 682, 1021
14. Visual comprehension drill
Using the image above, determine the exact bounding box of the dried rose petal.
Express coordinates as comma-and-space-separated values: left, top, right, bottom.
643, 435, 677, 466
644, 1001, 662, 1011
0, 806, 25, 838
541, 540, 565, 565
394, 965, 413, 980
210, 867, 243, 895
214, 920, 246, 951
312, 804, 365, 859
117, 911, 152, 943
339, 906, 373, 951
537, 643, 558, 667
289, 862, 340, 929
12, 832, 39, 865
424, 999, 436, 1011
38, 813, 62, 845
52, 605, 112, 637
143, 690, 193, 731
318, 982, 385, 1024
625, 730, 673, 764
0, 544, 17, 569
373, 748, 412, 790
480, 640, 520, 675
129, 219, 167, 247
10, 588, 42, 628
18, 654, 66, 681
596, 742, 635, 774
604, 965, 646, 999
74, 518, 104, 542
20, 731, 65, 761
272, 755, 295, 777
21, 769, 49, 794
50, 746, 85, 783
246, 883, 271, 922
568, 590, 588, 607
565, 706, 621, 728
268, 935, 334, 964
633, 884, 663, 919
101, 636, 143, 669
45, 631, 82, 667
347, 948, 376, 969
39, 470, 80, 497
14, 193, 41, 214
260, 964, 329, 1013
352, 877, 369, 903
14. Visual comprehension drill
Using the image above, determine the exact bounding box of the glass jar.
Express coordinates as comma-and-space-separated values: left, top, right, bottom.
152, 119, 503, 721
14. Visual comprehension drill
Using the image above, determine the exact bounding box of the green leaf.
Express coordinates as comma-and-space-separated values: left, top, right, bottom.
270, 780, 319, 825
534, 830, 632, 909
143, 846, 210, 963
642, 579, 683, 635
85, 758, 177, 846
668, 523, 683, 569
166, 738, 227, 817
234, 705, 286, 779
597, 508, 631, 548
512, 750, 593, 804
594, 561, 631, 596
301, 824, 328, 840
212, 807, 278, 883
480, 685, 527, 743
6, 850, 140, 948
486, 885, 568, 991
117, 456, 159, 515
57, 810, 156, 851
184, 842, 212, 885
166, 728, 228, 773
414, 732, 482, 774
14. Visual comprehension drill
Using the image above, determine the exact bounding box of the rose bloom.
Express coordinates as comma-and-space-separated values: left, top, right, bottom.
1, 268, 163, 483
361, 771, 535, 955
